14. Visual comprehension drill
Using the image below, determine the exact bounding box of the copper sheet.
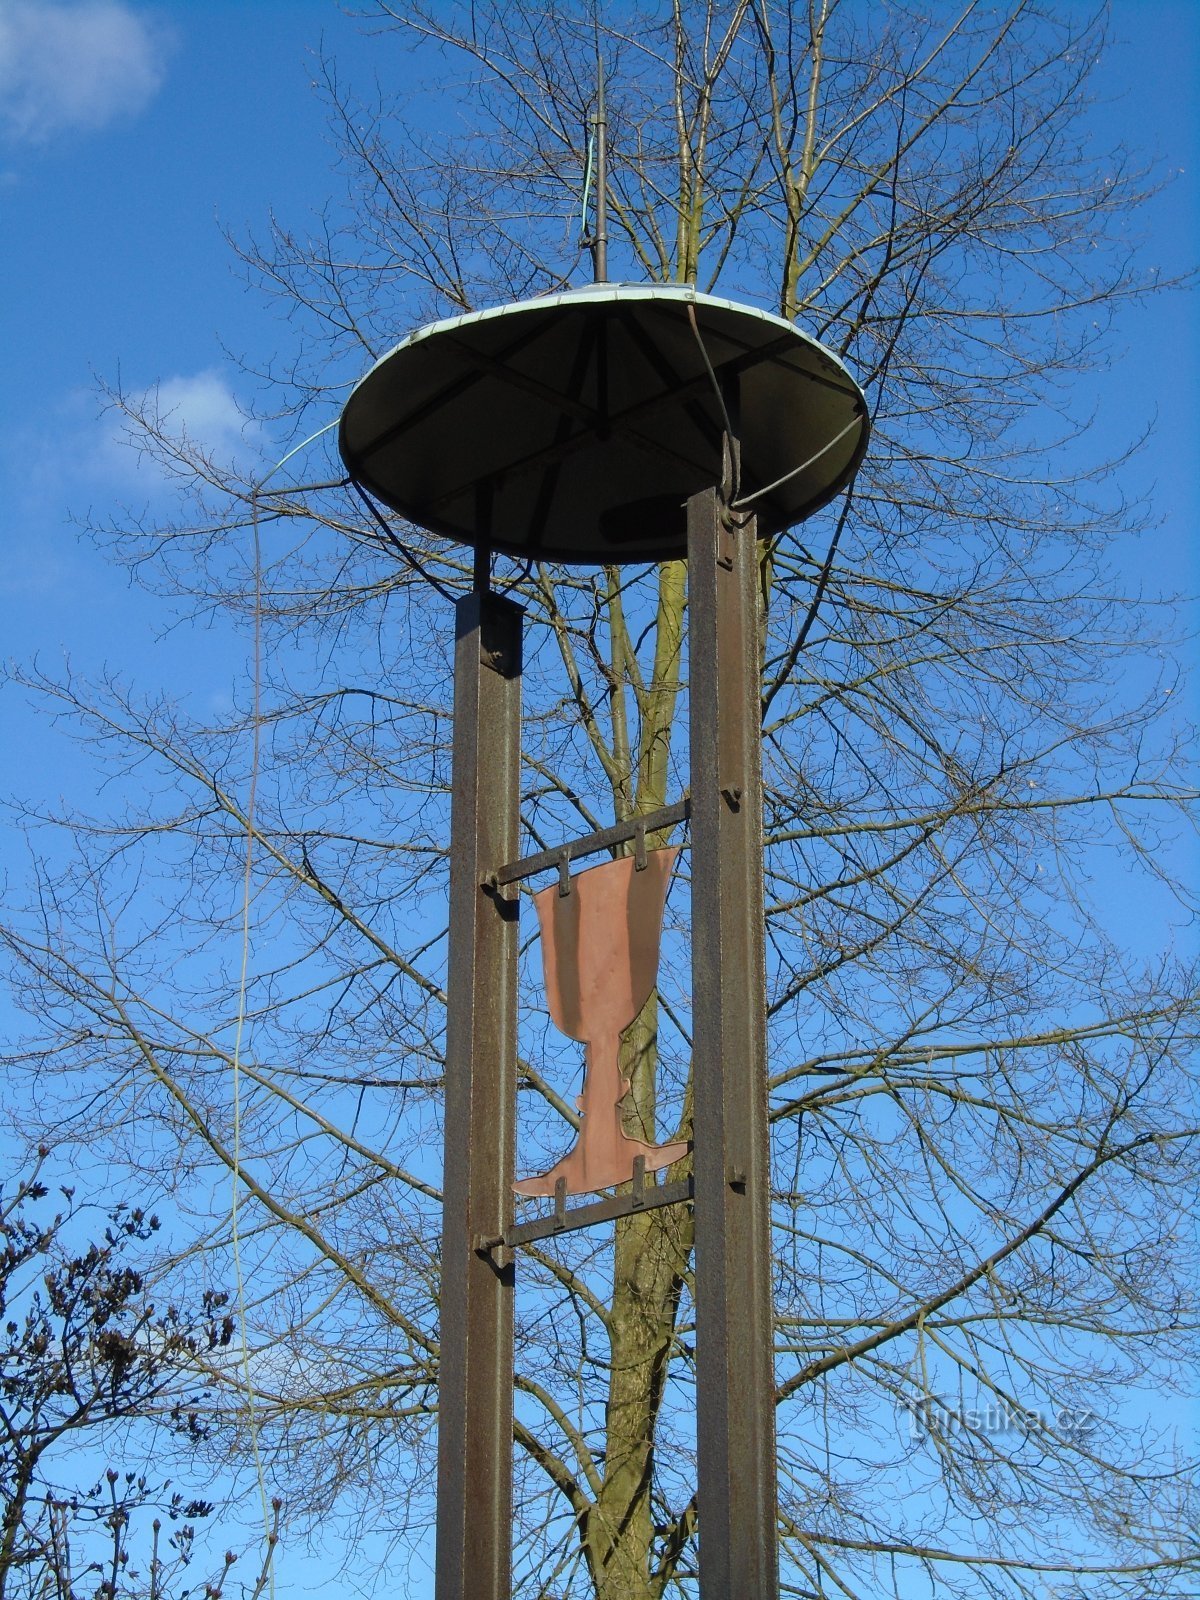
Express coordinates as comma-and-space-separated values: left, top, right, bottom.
514, 846, 688, 1197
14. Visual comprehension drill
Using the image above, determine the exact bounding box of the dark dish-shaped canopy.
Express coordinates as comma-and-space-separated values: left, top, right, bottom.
339, 283, 868, 566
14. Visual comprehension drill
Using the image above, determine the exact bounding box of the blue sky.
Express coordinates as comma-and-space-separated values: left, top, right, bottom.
0, 0, 1193, 986
0, 3, 1196, 1595
0, 0, 1195, 799
1, 2, 360, 781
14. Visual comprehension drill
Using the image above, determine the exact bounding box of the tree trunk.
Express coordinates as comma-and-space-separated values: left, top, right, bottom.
584, 998, 694, 1600
583, 559, 693, 1597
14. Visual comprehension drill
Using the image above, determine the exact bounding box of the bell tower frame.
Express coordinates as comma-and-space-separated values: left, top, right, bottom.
339, 273, 868, 1599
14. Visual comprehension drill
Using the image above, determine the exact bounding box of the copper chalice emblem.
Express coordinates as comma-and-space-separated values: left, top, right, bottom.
514, 847, 688, 1198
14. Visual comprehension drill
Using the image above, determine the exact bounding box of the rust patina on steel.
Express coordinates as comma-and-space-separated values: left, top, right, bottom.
514, 847, 688, 1197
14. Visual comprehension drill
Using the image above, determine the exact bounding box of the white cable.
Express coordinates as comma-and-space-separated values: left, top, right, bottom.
230, 415, 339, 1593
230, 491, 271, 1578
730, 415, 860, 510
254, 418, 341, 492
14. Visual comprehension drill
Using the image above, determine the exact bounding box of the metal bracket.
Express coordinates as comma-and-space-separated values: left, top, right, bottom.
716, 527, 735, 571
475, 587, 522, 677
472, 1232, 514, 1271
486, 797, 691, 893
475, 1171, 694, 1257
480, 872, 519, 909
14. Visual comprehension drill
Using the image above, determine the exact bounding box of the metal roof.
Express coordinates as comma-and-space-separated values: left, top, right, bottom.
339, 283, 868, 565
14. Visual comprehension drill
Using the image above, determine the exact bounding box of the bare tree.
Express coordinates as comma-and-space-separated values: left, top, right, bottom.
2, 4, 1197, 1597
0, 1156, 274, 1600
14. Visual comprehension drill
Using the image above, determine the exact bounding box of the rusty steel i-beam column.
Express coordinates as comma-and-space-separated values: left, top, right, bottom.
435, 581, 523, 1600
688, 483, 780, 1600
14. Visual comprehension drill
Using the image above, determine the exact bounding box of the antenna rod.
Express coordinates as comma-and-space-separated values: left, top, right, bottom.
592, 63, 608, 282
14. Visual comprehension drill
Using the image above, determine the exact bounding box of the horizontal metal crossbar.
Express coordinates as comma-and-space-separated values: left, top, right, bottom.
475, 1171, 693, 1257
489, 798, 690, 890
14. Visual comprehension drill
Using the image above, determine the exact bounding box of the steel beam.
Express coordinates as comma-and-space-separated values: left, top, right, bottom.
688, 483, 780, 1599
435, 585, 523, 1600
478, 1172, 694, 1253
489, 798, 690, 890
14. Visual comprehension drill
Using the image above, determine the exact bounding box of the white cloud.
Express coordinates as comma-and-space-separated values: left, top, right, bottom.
0, 372, 253, 597
0, 0, 170, 143
7, 372, 255, 500
140, 370, 252, 461
93, 369, 259, 484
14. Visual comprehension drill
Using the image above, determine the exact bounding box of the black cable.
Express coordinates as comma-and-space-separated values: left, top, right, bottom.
686, 301, 741, 506
258, 475, 354, 496
349, 479, 458, 603
499, 557, 535, 595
